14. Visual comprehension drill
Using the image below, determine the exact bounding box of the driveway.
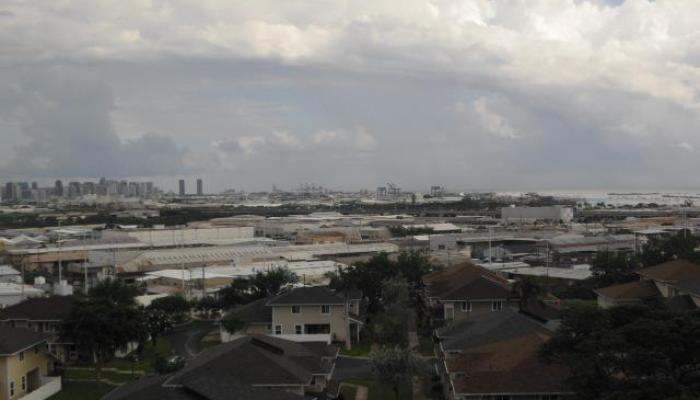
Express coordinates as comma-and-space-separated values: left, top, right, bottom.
333, 356, 373, 381
164, 320, 218, 359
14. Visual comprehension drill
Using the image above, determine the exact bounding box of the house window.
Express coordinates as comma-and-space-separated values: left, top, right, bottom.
19, 351, 24, 361
491, 301, 503, 311
10, 381, 14, 397
295, 325, 303, 335
291, 305, 301, 314
267, 324, 272, 333
274, 325, 282, 335
21, 376, 26, 391
460, 301, 471, 312
321, 305, 331, 314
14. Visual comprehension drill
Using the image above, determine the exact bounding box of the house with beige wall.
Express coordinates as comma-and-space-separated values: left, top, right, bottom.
226, 286, 364, 348
0, 327, 61, 400
0, 296, 77, 367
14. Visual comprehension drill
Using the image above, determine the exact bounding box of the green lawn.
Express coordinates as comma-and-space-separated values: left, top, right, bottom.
48, 381, 115, 400
103, 337, 173, 371
64, 368, 138, 384
339, 383, 358, 400
344, 379, 412, 400
339, 342, 373, 357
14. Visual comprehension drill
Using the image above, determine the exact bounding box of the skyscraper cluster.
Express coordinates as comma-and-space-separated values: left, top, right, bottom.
0, 178, 159, 203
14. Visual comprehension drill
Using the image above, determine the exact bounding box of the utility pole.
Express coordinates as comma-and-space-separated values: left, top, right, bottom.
57, 219, 63, 285
488, 226, 493, 267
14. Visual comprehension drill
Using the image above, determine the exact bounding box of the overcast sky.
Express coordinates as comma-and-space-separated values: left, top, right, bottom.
2, 0, 700, 192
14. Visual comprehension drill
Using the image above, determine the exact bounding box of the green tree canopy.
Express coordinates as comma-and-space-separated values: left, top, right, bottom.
370, 346, 428, 400
149, 295, 190, 316
540, 303, 700, 400
640, 230, 700, 267
250, 267, 298, 297
590, 250, 638, 287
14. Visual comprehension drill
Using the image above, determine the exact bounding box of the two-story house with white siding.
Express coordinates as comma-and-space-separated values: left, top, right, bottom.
226, 286, 364, 349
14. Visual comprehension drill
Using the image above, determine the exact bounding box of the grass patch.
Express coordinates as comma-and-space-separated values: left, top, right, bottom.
103, 337, 173, 371
339, 342, 372, 357
561, 299, 598, 309
345, 378, 412, 400
199, 330, 221, 351
48, 381, 115, 400
339, 383, 358, 399
64, 368, 138, 384
417, 336, 435, 357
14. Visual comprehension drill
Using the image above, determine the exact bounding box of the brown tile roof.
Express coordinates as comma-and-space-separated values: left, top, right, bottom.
448, 333, 570, 395
424, 262, 508, 286
636, 259, 700, 282
593, 279, 659, 300
425, 262, 512, 300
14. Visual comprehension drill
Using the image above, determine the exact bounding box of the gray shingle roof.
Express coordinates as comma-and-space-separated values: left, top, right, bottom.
0, 296, 76, 321
266, 286, 345, 306
437, 308, 553, 352
228, 297, 273, 324
105, 335, 336, 400
0, 326, 48, 355
673, 280, 700, 297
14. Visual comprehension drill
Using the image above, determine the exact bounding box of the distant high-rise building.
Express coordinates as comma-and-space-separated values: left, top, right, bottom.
179, 179, 186, 196
54, 180, 64, 197
68, 181, 82, 198
196, 179, 203, 196
31, 181, 38, 190
4, 182, 19, 202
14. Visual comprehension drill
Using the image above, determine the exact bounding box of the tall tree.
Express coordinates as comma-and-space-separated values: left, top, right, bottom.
540, 304, 700, 400
88, 279, 139, 307
590, 250, 638, 287
512, 276, 543, 310
61, 298, 146, 381
640, 230, 700, 267
218, 278, 255, 309
371, 277, 415, 346
370, 346, 427, 400
250, 267, 298, 297
149, 295, 190, 323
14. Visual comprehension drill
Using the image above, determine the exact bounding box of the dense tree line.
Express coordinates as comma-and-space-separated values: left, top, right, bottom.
541, 303, 700, 400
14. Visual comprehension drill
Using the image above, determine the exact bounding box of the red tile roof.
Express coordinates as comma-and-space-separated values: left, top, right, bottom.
425, 262, 513, 300
447, 333, 570, 396
593, 279, 659, 300
636, 260, 700, 282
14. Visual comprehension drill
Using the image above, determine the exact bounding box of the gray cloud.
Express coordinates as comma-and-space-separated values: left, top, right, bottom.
0, 66, 190, 179
2, 1, 700, 192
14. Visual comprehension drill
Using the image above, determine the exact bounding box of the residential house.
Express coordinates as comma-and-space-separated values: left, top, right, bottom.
424, 262, 517, 322
103, 335, 338, 400
594, 260, 700, 309
226, 286, 364, 348
0, 296, 77, 366
436, 309, 571, 400
0, 327, 61, 400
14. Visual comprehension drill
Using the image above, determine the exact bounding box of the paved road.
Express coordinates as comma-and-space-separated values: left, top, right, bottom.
333, 356, 373, 381
164, 320, 218, 359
